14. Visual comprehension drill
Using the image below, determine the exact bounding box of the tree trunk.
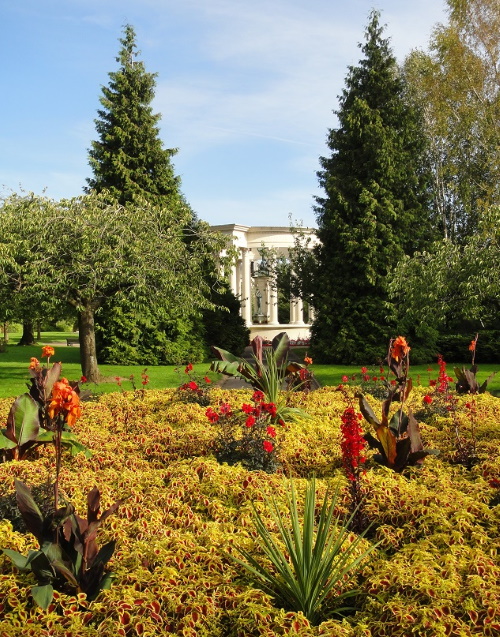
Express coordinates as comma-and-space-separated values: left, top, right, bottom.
36, 321, 41, 340
3, 323, 8, 344
78, 307, 99, 383
18, 321, 36, 346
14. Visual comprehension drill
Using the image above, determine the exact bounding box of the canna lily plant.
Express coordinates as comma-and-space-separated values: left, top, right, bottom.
357, 336, 438, 472
454, 334, 497, 394
0, 349, 91, 465
2, 480, 121, 610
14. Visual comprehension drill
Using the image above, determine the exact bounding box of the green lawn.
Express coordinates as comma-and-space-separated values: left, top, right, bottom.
0, 337, 218, 400
1, 335, 498, 399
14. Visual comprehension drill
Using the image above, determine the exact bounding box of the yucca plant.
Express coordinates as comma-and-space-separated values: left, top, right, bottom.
232, 478, 378, 625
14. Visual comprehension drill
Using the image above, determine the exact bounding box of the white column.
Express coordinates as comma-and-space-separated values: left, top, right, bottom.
268, 282, 279, 325
241, 248, 252, 326
290, 298, 305, 325
229, 258, 239, 297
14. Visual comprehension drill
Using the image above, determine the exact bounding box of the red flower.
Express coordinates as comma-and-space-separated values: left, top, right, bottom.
262, 402, 277, 417
241, 403, 253, 414
185, 363, 193, 373
390, 379, 397, 386
361, 367, 368, 374
187, 381, 198, 391
429, 379, 437, 387
363, 374, 371, 382
245, 415, 256, 428
379, 366, 384, 374
220, 403, 232, 415
423, 395, 433, 405
203, 376, 211, 384
205, 408, 219, 423
342, 375, 349, 383
80, 376, 87, 383
263, 440, 274, 453
252, 390, 265, 403
266, 426, 277, 438
340, 407, 366, 482
372, 376, 378, 382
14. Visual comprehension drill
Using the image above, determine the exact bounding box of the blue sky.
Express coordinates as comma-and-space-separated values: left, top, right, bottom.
1, 0, 446, 228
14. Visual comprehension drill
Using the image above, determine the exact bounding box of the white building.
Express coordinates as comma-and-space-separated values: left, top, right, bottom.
211, 224, 318, 342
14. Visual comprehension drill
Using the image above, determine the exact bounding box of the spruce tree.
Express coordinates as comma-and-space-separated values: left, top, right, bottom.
86, 24, 180, 206
311, 11, 434, 364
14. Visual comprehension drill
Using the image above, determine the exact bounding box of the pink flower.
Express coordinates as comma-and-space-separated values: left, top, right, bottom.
342, 375, 349, 382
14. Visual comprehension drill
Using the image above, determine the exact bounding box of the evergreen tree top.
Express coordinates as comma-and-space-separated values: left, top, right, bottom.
86, 24, 183, 209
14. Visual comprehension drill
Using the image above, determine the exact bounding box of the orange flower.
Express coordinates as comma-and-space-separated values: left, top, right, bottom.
468, 340, 476, 352
304, 356, 313, 365
47, 378, 81, 426
390, 336, 410, 362
28, 357, 40, 370
41, 346, 55, 358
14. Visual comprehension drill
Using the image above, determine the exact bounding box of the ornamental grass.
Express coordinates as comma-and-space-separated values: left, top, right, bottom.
0, 385, 499, 635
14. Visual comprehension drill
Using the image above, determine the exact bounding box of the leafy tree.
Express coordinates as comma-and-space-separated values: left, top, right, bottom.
310, 11, 434, 364
0, 193, 230, 382
389, 206, 500, 333
86, 24, 181, 207
403, 0, 500, 242
0, 194, 67, 347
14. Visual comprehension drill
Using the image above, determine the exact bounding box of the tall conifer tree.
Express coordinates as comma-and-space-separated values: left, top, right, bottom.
311, 11, 434, 363
86, 24, 180, 206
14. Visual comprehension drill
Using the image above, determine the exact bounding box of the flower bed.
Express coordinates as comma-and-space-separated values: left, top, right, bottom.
0, 385, 499, 636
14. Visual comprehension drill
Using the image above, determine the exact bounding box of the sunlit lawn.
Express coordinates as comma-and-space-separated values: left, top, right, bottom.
1, 333, 498, 399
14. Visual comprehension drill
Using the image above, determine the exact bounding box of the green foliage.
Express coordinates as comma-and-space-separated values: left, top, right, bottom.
309, 11, 434, 364
2, 480, 120, 609
202, 286, 249, 356
86, 24, 180, 208
95, 299, 207, 365
390, 207, 500, 334
233, 477, 378, 625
